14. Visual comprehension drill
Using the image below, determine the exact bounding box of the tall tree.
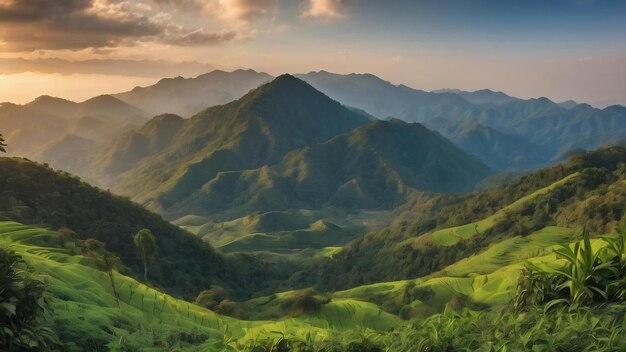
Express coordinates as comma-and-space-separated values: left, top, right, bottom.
0, 133, 6, 153
133, 229, 157, 281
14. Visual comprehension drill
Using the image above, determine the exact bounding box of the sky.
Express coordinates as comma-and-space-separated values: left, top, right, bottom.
0, 0, 625, 106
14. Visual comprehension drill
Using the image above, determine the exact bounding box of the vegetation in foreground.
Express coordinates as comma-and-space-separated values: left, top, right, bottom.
4, 219, 626, 351
2, 145, 626, 350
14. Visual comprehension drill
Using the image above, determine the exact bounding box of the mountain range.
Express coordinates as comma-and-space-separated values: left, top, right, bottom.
3, 68, 626, 350
297, 70, 626, 170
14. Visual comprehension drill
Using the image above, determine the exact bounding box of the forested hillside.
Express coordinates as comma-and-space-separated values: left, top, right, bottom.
312, 146, 626, 290
0, 157, 280, 298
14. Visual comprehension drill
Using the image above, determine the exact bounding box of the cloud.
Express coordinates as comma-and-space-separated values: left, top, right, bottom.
153, 0, 277, 25
207, 0, 277, 25
163, 28, 237, 46
0, 0, 236, 52
302, 0, 349, 19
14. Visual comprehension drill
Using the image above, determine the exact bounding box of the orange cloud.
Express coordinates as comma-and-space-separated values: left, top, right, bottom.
207, 0, 277, 25
302, 0, 349, 19
0, 0, 236, 52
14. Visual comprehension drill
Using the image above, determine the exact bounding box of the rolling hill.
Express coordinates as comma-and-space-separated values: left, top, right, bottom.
311, 145, 626, 290
0, 157, 282, 298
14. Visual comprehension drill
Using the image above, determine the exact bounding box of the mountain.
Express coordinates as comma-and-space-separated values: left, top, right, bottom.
97, 74, 372, 216
425, 119, 550, 170
559, 100, 578, 109
433, 88, 519, 105
0, 94, 148, 167
114, 69, 274, 116
94, 113, 186, 177
23, 94, 146, 122
162, 119, 491, 219
296, 70, 475, 121
30, 134, 96, 175
298, 71, 626, 171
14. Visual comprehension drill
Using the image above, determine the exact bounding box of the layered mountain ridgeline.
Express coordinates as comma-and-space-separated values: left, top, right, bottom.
90, 75, 492, 256
96, 75, 374, 216
163, 119, 491, 221
432, 88, 520, 105
424, 119, 549, 170
298, 71, 626, 171
309, 146, 626, 290
0, 157, 282, 298
114, 69, 273, 116
0, 94, 148, 175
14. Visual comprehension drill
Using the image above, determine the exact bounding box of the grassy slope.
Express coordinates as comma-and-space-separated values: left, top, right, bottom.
333, 225, 603, 314
431, 172, 580, 246
0, 221, 401, 351
175, 208, 392, 248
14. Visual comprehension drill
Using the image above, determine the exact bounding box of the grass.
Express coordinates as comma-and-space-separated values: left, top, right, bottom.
0, 221, 401, 351
432, 172, 580, 246
175, 208, 392, 249
219, 220, 356, 253
333, 224, 607, 314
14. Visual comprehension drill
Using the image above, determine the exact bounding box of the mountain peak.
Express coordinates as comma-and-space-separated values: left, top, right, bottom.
245, 74, 327, 104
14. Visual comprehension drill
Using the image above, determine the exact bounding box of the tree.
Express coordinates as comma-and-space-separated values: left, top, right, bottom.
195, 285, 227, 310
0, 133, 6, 153
133, 229, 157, 282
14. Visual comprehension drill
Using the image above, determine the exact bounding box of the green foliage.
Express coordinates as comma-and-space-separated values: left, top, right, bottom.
280, 288, 330, 317
516, 227, 626, 312
0, 157, 280, 299
236, 306, 626, 352
0, 247, 60, 351
315, 147, 626, 291
195, 285, 227, 310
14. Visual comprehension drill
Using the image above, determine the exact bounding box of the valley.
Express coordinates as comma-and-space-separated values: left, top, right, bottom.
2, 71, 626, 351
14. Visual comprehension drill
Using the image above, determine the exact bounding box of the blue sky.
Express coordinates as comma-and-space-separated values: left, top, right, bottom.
0, 0, 624, 105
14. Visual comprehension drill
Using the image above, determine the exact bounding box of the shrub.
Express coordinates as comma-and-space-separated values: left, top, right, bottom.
280, 288, 329, 316
0, 247, 61, 351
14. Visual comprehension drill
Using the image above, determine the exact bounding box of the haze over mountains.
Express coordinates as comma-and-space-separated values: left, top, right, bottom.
113, 69, 273, 117
3, 69, 626, 243
3, 68, 626, 351
297, 71, 626, 170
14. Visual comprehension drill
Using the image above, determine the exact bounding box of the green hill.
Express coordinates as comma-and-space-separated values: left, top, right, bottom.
0, 222, 402, 351
165, 119, 491, 220
0, 157, 279, 298
312, 146, 626, 290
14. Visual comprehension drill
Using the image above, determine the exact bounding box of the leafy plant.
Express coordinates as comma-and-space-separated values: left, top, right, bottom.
0, 247, 61, 351
516, 226, 626, 312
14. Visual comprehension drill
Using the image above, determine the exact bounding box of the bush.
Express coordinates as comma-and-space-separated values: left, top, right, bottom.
0, 247, 61, 351
280, 288, 329, 316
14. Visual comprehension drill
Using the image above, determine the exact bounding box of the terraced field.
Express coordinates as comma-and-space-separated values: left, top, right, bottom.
432, 173, 580, 246
333, 224, 605, 315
